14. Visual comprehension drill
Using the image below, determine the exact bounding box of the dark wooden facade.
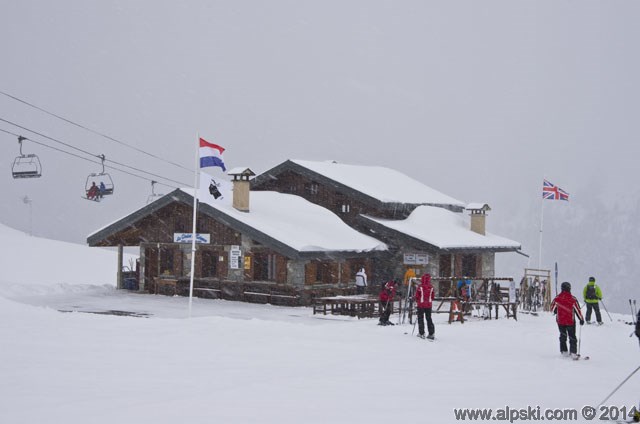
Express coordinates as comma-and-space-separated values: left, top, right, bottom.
88, 189, 381, 304
252, 160, 515, 281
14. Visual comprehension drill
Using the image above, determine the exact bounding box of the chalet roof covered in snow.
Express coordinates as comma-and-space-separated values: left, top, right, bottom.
254, 159, 465, 209
184, 186, 387, 254
362, 206, 521, 251
88, 184, 387, 257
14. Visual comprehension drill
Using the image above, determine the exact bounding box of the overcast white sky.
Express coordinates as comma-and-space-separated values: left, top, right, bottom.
1, 1, 638, 285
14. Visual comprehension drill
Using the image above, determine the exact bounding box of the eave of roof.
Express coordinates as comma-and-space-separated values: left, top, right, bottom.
87, 189, 387, 260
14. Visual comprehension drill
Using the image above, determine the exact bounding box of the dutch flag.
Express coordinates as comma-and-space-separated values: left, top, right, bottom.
199, 138, 226, 171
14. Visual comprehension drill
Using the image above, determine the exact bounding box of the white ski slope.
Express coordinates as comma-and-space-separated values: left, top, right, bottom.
0, 223, 638, 424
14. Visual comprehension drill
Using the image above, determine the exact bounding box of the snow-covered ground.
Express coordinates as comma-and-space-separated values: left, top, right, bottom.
1, 223, 638, 423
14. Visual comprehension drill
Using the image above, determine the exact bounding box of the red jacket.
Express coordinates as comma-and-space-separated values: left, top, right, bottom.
379, 281, 397, 302
551, 291, 584, 326
415, 274, 435, 308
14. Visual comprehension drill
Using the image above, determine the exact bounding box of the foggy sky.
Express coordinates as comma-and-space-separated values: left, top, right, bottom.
1, 1, 639, 309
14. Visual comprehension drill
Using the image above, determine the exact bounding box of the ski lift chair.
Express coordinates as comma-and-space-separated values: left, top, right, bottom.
11, 136, 42, 179
84, 154, 114, 200
146, 180, 164, 204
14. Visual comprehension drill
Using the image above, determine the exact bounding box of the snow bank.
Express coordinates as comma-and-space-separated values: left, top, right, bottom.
0, 222, 137, 296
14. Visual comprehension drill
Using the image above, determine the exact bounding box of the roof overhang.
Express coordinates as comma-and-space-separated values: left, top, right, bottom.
359, 214, 522, 254
252, 160, 465, 213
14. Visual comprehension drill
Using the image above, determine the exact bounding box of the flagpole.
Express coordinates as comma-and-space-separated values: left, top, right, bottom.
188, 133, 200, 317
538, 178, 545, 271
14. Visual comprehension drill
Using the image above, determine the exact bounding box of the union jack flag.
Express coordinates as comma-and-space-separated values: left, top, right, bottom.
543, 179, 569, 201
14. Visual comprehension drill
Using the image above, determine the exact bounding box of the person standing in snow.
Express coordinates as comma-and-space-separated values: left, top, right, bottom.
355, 267, 367, 295
415, 273, 435, 339
583, 276, 603, 325
402, 267, 418, 322
551, 282, 585, 358
403, 267, 416, 288
378, 280, 398, 325
457, 278, 472, 300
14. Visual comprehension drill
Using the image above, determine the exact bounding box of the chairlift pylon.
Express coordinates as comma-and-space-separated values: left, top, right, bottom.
84, 154, 114, 202
12, 136, 42, 179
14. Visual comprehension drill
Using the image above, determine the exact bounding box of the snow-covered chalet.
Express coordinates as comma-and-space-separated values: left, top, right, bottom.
87, 160, 521, 305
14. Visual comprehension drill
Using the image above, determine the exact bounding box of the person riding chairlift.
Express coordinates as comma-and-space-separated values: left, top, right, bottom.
98, 181, 107, 198
87, 182, 99, 200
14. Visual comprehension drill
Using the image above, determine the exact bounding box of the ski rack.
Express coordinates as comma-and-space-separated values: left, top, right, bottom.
430, 277, 518, 321
520, 268, 552, 313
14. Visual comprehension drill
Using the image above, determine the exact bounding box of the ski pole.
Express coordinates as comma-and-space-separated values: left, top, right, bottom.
600, 300, 613, 322
597, 365, 640, 408
630, 299, 637, 325
578, 323, 582, 356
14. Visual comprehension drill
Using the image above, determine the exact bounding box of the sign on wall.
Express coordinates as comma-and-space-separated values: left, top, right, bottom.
403, 253, 429, 265
173, 233, 210, 244
229, 245, 242, 269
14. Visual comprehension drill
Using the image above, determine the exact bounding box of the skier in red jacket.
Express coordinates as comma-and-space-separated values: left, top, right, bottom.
415, 273, 435, 339
378, 280, 397, 326
551, 282, 584, 358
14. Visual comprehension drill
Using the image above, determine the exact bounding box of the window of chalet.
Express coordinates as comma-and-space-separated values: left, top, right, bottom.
304, 182, 319, 195
254, 252, 277, 281
201, 250, 218, 278
315, 261, 332, 283
461, 254, 477, 277
333, 192, 351, 214
160, 248, 174, 275
284, 184, 298, 194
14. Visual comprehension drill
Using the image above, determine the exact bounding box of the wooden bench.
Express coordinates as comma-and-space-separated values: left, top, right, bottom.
269, 293, 300, 306
193, 287, 222, 299
313, 295, 394, 319
242, 291, 300, 306
243, 291, 271, 304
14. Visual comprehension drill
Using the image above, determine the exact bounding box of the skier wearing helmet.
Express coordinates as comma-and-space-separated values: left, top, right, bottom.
551, 282, 585, 359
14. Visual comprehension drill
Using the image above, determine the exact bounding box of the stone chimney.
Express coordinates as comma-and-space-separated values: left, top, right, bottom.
228, 167, 256, 212
465, 203, 491, 235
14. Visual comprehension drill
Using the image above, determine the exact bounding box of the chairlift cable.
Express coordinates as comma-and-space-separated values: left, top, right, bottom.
0, 119, 190, 187
0, 89, 192, 173
1, 127, 186, 189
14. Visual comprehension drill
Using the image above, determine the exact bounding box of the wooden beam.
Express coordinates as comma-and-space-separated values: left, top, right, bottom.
117, 245, 123, 290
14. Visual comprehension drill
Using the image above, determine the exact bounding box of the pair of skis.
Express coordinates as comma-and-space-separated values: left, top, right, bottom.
399, 278, 417, 325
